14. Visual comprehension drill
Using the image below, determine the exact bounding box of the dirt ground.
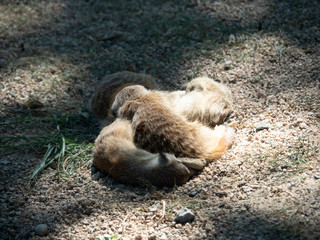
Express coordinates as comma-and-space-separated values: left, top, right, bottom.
0, 0, 319, 239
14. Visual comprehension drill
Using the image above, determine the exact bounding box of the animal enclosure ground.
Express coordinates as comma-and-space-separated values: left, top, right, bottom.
0, 0, 319, 239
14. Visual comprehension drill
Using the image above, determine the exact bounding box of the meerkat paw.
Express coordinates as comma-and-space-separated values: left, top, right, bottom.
177, 157, 207, 171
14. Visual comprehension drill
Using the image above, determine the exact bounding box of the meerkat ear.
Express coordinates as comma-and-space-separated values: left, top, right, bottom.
118, 100, 138, 120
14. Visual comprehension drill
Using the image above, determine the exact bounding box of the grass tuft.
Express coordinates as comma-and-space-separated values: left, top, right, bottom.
0, 113, 96, 183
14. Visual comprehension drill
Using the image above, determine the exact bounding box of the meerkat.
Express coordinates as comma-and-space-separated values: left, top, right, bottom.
92, 78, 233, 186
110, 77, 234, 128
91, 71, 159, 121
175, 77, 233, 128
92, 72, 233, 128
112, 86, 235, 162
93, 118, 206, 187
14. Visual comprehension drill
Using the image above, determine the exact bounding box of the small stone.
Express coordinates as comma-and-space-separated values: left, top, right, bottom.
188, 190, 198, 197
39, 196, 46, 202
150, 203, 160, 212
299, 122, 307, 129
174, 208, 195, 224
35, 224, 48, 236
254, 122, 272, 131
215, 191, 228, 198
291, 118, 304, 127
314, 175, 320, 180
229, 34, 235, 44
224, 61, 232, 70
237, 181, 246, 188
241, 186, 253, 193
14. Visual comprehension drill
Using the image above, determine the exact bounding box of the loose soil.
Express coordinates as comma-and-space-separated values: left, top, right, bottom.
0, 1, 319, 239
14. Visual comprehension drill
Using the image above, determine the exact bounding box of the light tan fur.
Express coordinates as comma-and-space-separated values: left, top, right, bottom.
93, 118, 206, 187
175, 77, 233, 127
91, 71, 158, 120
113, 87, 235, 162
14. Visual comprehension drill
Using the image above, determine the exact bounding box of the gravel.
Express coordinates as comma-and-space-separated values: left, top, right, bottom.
0, 0, 319, 240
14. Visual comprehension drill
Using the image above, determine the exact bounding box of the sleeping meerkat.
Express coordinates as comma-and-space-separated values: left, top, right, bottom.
92, 72, 233, 128
112, 86, 235, 162
91, 71, 159, 121
93, 118, 206, 187
175, 77, 233, 128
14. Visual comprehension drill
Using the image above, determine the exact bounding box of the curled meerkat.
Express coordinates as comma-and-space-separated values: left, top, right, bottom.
92, 72, 233, 128
112, 86, 235, 162
175, 77, 233, 128
91, 71, 158, 121
92, 76, 233, 186
93, 118, 206, 187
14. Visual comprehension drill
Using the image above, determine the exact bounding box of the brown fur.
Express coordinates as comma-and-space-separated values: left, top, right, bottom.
92, 76, 233, 186
115, 88, 235, 162
93, 118, 206, 187
92, 73, 233, 128
91, 71, 158, 120
109, 77, 233, 128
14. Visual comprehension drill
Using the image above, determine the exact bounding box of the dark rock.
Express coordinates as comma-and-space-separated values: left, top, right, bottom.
237, 181, 246, 188
35, 224, 48, 236
215, 191, 228, 198
189, 190, 198, 197
174, 208, 195, 224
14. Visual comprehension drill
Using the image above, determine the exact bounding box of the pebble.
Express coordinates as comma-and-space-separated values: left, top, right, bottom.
215, 191, 228, 198
174, 208, 195, 224
224, 61, 232, 70
189, 190, 198, 197
237, 181, 246, 187
314, 175, 320, 180
254, 122, 272, 131
35, 224, 48, 236
299, 122, 307, 129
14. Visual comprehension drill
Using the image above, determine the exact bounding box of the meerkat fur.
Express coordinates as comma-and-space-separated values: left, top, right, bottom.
175, 77, 233, 127
113, 87, 235, 162
93, 118, 206, 187
91, 71, 159, 123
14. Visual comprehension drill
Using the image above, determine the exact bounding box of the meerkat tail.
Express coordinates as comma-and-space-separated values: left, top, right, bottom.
205, 126, 235, 161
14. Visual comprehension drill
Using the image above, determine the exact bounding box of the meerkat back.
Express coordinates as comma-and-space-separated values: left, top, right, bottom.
93, 118, 201, 187
115, 88, 235, 161
91, 71, 159, 120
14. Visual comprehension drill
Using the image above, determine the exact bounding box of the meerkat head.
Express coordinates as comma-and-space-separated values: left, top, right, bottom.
111, 85, 149, 117
186, 77, 220, 93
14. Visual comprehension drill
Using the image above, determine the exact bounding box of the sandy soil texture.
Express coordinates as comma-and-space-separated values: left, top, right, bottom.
0, 1, 319, 239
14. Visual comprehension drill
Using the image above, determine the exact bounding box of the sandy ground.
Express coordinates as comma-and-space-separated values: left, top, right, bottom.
0, 1, 319, 239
